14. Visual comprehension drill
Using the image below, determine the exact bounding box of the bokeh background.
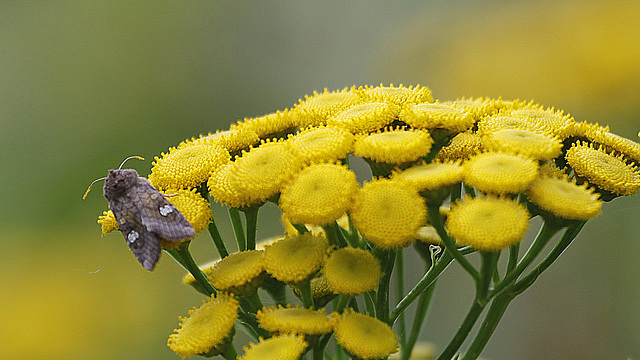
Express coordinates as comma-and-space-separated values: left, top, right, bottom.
2, 1, 639, 359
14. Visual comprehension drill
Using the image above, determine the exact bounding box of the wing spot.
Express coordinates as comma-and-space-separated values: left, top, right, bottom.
127, 230, 140, 243
159, 204, 174, 217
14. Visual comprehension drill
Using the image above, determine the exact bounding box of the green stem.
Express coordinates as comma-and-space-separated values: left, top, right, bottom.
396, 248, 407, 349
166, 241, 216, 296
334, 294, 352, 314
461, 292, 515, 360
506, 243, 519, 273
297, 279, 314, 309
243, 291, 264, 313
375, 249, 396, 323
435, 300, 485, 360
490, 219, 563, 298
401, 270, 437, 360
323, 222, 347, 248
364, 291, 376, 318
207, 218, 229, 259
242, 206, 259, 251
314, 333, 333, 360
428, 204, 479, 281
219, 343, 238, 360
228, 207, 246, 251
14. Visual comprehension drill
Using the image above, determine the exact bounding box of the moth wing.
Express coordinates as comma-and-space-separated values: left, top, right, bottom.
133, 180, 195, 241
109, 198, 162, 271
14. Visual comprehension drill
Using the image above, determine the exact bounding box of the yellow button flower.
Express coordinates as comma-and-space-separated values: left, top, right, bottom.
332, 310, 398, 360
354, 128, 434, 164
361, 84, 433, 107
400, 102, 475, 133
163, 188, 212, 235
447, 196, 530, 252
263, 233, 328, 283
328, 101, 401, 134
97, 210, 118, 235
178, 128, 261, 154
287, 126, 355, 164
392, 161, 464, 191
208, 250, 264, 296
350, 179, 427, 249
230, 109, 299, 139
585, 128, 640, 164
482, 128, 563, 162
566, 141, 640, 197
435, 131, 484, 162
463, 152, 539, 194
238, 334, 307, 360
279, 163, 359, 226
256, 304, 332, 335
526, 175, 602, 220
295, 87, 365, 127
149, 144, 231, 190
322, 247, 381, 296
167, 293, 238, 358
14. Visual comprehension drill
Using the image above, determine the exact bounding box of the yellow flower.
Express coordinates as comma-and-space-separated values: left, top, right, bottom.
263, 233, 328, 283
415, 225, 443, 246
97, 210, 118, 235
585, 128, 640, 164
482, 128, 563, 162
309, 274, 335, 299
149, 145, 230, 190
209, 141, 302, 207
167, 293, 238, 358
327, 101, 401, 134
447, 196, 530, 252
400, 102, 475, 133
350, 179, 427, 249
463, 152, 539, 194
163, 188, 212, 234
332, 310, 398, 360
526, 175, 602, 220
178, 128, 261, 154
256, 304, 332, 335
208, 250, 265, 296
361, 84, 433, 107
441, 97, 502, 121
499, 106, 576, 139
238, 334, 307, 360
279, 163, 359, 226
354, 128, 434, 164
322, 247, 381, 296
435, 131, 484, 162
565, 141, 640, 197
182, 259, 219, 288
295, 87, 365, 127
392, 161, 464, 191
230, 109, 299, 140
287, 126, 355, 164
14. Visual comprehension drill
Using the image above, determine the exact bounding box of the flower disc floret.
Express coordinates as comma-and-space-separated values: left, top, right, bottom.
208, 250, 264, 295
328, 101, 401, 134
98, 210, 118, 235
149, 145, 231, 190
295, 87, 365, 127
392, 162, 463, 191
585, 129, 640, 163
164, 188, 212, 235
332, 310, 398, 360
239, 335, 307, 360
502, 107, 575, 139
400, 102, 475, 133
263, 233, 328, 283
361, 84, 433, 106
354, 128, 433, 164
256, 304, 332, 335
526, 175, 602, 220
565, 142, 640, 196
447, 196, 530, 252
482, 128, 563, 161
280, 163, 359, 226
167, 293, 238, 358
230, 109, 299, 139
435, 131, 484, 162
463, 152, 539, 194
287, 126, 355, 164
350, 179, 427, 249
322, 247, 381, 296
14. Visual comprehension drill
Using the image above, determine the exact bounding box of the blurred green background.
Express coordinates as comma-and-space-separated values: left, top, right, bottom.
2, 1, 639, 359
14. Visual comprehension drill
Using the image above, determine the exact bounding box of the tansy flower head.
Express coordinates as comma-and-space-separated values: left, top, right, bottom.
447, 196, 530, 252
279, 162, 359, 226
392, 161, 464, 191
584, 128, 640, 164
98, 210, 118, 235
256, 304, 332, 335
361, 84, 433, 107
178, 128, 261, 154
167, 293, 238, 358
350, 179, 427, 249
441, 97, 502, 121
435, 131, 484, 162
499, 106, 576, 139
415, 225, 443, 246
149, 145, 230, 190
353, 127, 434, 165
565, 141, 640, 197
327, 101, 401, 134
400, 102, 475, 133
526, 175, 602, 220
209, 141, 302, 207
163, 188, 212, 234
230, 109, 299, 140
322, 247, 381, 296
463, 152, 539, 195
182, 259, 219, 288
286, 126, 355, 164
332, 310, 398, 360
482, 128, 563, 162
263, 233, 328, 283
208, 250, 265, 296
295, 87, 365, 127
238, 334, 307, 360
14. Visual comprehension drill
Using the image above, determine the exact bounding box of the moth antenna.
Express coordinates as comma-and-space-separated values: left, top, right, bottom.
118, 155, 145, 170
83, 176, 107, 199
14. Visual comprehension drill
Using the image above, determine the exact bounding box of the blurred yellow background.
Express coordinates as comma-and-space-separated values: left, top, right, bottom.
1, 1, 639, 359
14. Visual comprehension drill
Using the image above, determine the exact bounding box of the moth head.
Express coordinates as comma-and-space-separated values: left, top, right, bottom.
83, 156, 145, 199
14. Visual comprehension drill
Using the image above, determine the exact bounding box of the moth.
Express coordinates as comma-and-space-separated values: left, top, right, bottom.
84, 156, 195, 270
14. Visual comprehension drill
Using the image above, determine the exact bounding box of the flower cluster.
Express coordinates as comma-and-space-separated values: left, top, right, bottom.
94, 85, 640, 359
